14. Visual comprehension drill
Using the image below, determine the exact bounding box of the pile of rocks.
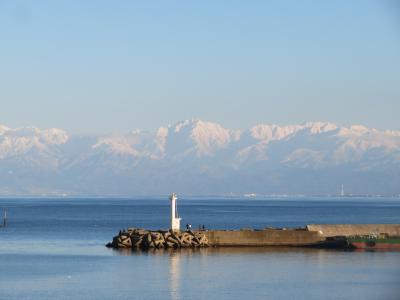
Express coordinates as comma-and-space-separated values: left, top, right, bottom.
106, 228, 209, 249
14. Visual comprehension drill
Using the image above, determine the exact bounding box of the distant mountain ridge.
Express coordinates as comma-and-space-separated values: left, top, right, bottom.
0, 119, 399, 196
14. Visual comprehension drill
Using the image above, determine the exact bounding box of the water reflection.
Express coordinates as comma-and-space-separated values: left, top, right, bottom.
169, 250, 180, 300
112, 246, 342, 256
112, 246, 400, 257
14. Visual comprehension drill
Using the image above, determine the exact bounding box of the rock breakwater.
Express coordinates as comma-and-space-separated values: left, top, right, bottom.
106, 228, 209, 249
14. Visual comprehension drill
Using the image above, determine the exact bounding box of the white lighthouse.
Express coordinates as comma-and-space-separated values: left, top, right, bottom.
169, 193, 181, 231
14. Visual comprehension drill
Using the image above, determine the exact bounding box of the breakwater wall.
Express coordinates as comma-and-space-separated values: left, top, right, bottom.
204, 228, 322, 247
107, 224, 400, 250
307, 224, 400, 238
107, 227, 323, 249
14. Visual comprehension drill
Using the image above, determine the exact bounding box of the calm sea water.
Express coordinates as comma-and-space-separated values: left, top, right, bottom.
0, 197, 399, 300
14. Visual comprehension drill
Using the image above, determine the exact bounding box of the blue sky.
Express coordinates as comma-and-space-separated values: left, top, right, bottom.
0, 0, 399, 133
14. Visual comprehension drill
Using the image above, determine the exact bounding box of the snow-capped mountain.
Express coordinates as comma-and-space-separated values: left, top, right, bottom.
0, 120, 399, 196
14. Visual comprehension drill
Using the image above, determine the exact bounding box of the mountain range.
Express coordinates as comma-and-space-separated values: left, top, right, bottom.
0, 120, 399, 196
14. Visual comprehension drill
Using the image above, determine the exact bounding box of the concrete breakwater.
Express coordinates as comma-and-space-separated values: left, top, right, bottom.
307, 224, 400, 238
205, 228, 322, 247
106, 227, 323, 249
107, 224, 400, 250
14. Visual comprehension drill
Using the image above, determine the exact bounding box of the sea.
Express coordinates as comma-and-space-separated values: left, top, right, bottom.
0, 197, 399, 300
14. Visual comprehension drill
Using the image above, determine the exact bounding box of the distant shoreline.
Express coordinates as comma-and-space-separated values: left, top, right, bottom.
0, 194, 399, 200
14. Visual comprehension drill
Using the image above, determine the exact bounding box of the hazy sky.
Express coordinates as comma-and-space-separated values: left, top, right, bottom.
0, 0, 399, 133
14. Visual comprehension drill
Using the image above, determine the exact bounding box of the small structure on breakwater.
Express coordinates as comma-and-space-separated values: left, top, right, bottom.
106, 194, 400, 250
169, 193, 181, 231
